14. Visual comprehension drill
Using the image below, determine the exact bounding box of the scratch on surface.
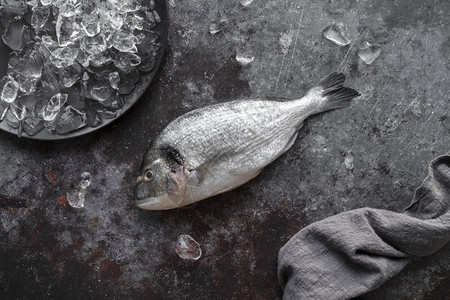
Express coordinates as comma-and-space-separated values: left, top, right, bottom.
406, 33, 417, 47
383, 96, 408, 126
273, 23, 293, 95
368, 83, 388, 116
283, 6, 304, 93
406, 103, 444, 148
403, 96, 420, 113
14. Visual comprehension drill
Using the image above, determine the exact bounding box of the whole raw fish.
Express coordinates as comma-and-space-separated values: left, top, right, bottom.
136, 73, 359, 210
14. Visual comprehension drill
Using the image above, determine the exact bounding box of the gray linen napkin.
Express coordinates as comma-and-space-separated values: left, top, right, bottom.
277, 154, 450, 300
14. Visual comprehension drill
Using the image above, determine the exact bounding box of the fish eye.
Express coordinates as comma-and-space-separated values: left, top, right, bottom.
144, 170, 155, 182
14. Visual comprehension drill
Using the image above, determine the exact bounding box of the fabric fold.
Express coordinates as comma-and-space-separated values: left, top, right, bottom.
277, 154, 450, 300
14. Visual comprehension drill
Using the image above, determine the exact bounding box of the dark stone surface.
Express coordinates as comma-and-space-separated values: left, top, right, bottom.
1, 0, 449, 299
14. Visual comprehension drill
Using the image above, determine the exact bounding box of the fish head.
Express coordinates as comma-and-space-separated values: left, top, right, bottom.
135, 148, 188, 210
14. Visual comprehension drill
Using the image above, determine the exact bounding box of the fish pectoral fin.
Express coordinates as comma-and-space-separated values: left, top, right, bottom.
166, 172, 186, 206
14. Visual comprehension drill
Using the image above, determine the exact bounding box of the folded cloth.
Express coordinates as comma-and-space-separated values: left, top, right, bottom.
277, 154, 450, 300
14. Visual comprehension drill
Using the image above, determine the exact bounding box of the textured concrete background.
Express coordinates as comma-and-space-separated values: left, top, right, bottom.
1, 0, 449, 299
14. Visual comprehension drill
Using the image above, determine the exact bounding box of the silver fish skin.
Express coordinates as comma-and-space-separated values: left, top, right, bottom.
136, 73, 359, 210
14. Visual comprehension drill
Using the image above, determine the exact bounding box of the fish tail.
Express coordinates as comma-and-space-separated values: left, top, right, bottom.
314, 72, 360, 112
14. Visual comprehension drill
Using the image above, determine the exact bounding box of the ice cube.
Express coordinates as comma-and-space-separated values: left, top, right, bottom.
2, 20, 31, 51
42, 93, 68, 121
40, 67, 61, 92
322, 24, 350, 47
152, 10, 161, 23
18, 93, 40, 109
117, 68, 139, 94
31, 6, 51, 32
26, 0, 38, 7
10, 102, 27, 121
59, 3, 77, 17
103, 10, 126, 30
90, 81, 113, 102
112, 52, 141, 69
22, 112, 45, 136
59, 63, 82, 87
124, 14, 144, 31
40, 35, 58, 54
0, 100, 10, 121
40, 0, 52, 5
55, 105, 87, 134
81, 35, 107, 55
168, 0, 175, 7
110, 31, 139, 53
81, 14, 101, 37
235, 53, 254, 66
65, 84, 85, 109
55, 14, 84, 46
108, 71, 120, 90
357, 41, 381, 65
175, 235, 202, 260
1, 77, 20, 103
49, 47, 79, 67
137, 53, 156, 72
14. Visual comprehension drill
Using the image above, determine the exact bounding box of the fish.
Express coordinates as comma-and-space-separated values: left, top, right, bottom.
136, 72, 360, 210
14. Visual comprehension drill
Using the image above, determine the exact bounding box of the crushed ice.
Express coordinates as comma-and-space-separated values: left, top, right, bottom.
175, 235, 202, 260
0, 0, 162, 137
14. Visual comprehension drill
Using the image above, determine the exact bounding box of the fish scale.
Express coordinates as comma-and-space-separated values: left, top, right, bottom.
136, 73, 360, 210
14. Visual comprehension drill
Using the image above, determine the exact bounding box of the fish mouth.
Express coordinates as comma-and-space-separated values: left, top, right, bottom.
135, 194, 176, 210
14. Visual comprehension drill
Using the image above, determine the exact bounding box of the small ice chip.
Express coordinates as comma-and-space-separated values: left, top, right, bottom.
49, 47, 79, 68
235, 53, 254, 66
108, 72, 120, 90
322, 24, 350, 47
1, 78, 20, 103
81, 14, 101, 37
168, 0, 175, 7
239, 0, 253, 7
80, 172, 91, 188
31, 6, 51, 31
66, 172, 91, 208
209, 22, 222, 35
175, 235, 202, 260
344, 151, 355, 170
152, 10, 161, 23
56, 106, 87, 134
358, 41, 381, 65
42, 93, 68, 121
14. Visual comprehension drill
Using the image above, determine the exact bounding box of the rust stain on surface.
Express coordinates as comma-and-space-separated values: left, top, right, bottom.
57, 195, 68, 206
46, 171, 57, 184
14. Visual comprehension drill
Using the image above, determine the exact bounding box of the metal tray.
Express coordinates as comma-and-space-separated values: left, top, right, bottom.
0, 0, 168, 140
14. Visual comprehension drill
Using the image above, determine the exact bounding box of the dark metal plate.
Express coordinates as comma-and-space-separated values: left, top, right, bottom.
0, 0, 168, 140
